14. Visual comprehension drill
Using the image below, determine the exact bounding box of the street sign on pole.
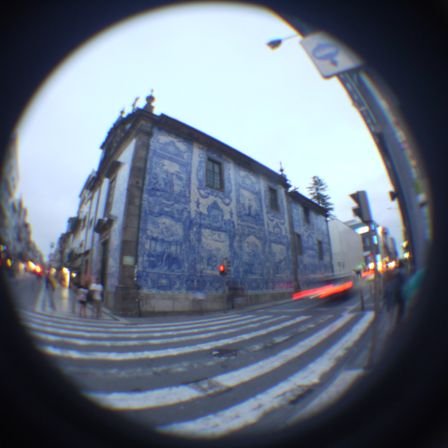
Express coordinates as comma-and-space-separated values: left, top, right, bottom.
300, 32, 363, 78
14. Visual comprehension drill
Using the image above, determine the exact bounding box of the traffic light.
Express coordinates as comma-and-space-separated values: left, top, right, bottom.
350, 190, 373, 223
218, 263, 226, 275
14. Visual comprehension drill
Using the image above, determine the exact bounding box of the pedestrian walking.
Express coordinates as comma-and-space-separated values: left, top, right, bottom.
45, 271, 56, 292
76, 286, 88, 318
45, 269, 57, 310
89, 277, 103, 319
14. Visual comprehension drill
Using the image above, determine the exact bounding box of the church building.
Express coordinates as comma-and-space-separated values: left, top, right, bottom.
63, 93, 333, 315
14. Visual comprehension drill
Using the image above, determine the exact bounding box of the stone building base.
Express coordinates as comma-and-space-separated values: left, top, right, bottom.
107, 288, 293, 317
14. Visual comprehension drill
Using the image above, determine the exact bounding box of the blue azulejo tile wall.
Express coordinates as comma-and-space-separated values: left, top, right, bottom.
137, 127, 193, 292
137, 126, 295, 295
291, 201, 333, 289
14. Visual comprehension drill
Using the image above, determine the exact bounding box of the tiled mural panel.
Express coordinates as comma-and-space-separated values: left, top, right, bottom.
137, 127, 294, 294
106, 140, 135, 292
137, 127, 193, 292
192, 146, 235, 292
234, 168, 293, 292
291, 201, 332, 289
264, 186, 293, 290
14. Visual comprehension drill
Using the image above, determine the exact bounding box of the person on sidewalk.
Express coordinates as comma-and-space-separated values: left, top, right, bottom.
76, 285, 88, 318
45, 269, 58, 311
89, 277, 103, 319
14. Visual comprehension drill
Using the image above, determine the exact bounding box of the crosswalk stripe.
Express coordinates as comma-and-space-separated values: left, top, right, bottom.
19, 309, 262, 331
87, 312, 355, 410
37, 315, 311, 361
21, 312, 277, 337
28, 315, 286, 347
158, 312, 374, 438
22, 315, 274, 337
59, 315, 332, 380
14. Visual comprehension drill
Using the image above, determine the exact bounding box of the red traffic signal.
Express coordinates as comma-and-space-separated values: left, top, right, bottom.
218, 263, 226, 275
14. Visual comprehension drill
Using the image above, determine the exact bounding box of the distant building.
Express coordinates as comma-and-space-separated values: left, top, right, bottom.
0, 133, 20, 257
62, 94, 333, 315
0, 133, 42, 267
377, 226, 399, 267
345, 216, 399, 271
345, 218, 380, 268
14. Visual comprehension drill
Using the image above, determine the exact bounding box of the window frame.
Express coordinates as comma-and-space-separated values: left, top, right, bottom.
317, 239, 324, 261
268, 187, 279, 212
104, 176, 117, 216
303, 207, 311, 225
206, 157, 224, 191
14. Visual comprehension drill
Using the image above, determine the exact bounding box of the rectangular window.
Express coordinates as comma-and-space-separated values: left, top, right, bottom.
269, 187, 279, 211
206, 158, 223, 191
303, 207, 311, 225
317, 240, 324, 261
295, 233, 303, 256
105, 177, 116, 216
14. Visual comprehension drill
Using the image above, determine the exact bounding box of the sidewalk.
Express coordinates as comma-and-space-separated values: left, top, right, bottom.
367, 302, 401, 367
359, 276, 402, 368
34, 283, 121, 321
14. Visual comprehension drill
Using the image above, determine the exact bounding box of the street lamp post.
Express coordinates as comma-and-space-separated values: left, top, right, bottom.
266, 33, 299, 50
267, 26, 429, 272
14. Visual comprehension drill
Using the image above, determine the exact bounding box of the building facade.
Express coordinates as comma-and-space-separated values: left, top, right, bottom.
63, 95, 333, 315
1, 133, 42, 270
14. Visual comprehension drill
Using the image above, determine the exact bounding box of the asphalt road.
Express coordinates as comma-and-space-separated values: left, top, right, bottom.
6, 273, 399, 439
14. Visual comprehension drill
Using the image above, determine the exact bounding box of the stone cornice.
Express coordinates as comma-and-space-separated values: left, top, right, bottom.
288, 189, 327, 216
96, 111, 154, 182
155, 113, 290, 188
97, 108, 294, 191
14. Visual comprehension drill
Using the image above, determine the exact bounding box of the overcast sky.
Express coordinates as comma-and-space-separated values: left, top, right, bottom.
14, 2, 403, 259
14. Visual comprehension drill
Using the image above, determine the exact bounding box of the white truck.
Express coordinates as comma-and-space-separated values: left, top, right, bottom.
328, 218, 364, 277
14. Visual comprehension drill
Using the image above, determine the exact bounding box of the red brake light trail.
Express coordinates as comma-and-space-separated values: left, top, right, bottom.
292, 286, 328, 300
318, 281, 353, 298
292, 281, 353, 300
